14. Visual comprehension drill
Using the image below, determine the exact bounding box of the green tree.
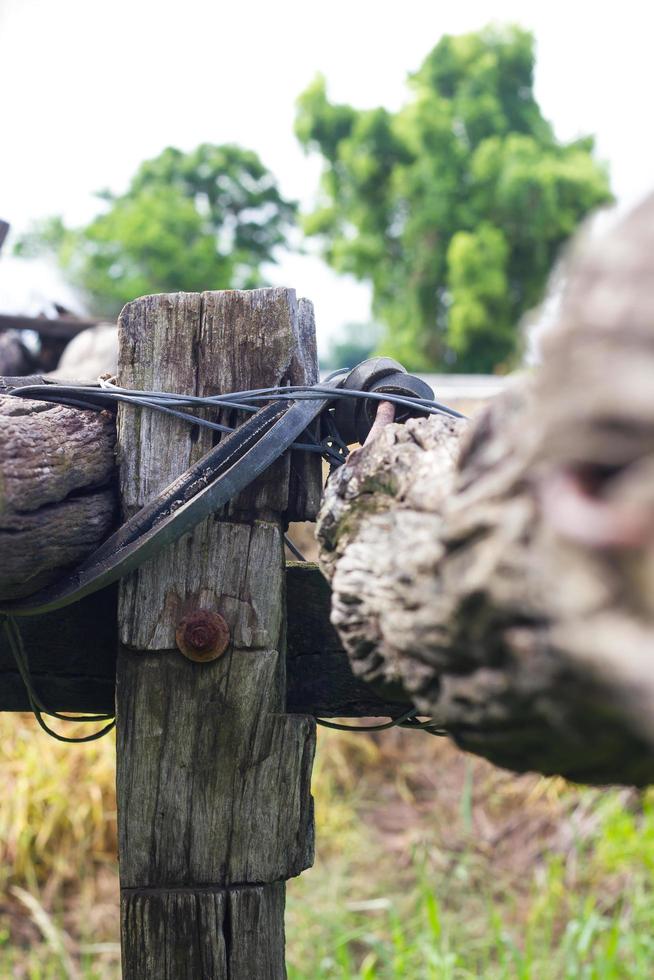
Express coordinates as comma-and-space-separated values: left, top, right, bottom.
296, 25, 612, 372
16, 144, 296, 317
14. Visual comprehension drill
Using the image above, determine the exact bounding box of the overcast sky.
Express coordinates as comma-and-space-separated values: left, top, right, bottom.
1, 0, 652, 351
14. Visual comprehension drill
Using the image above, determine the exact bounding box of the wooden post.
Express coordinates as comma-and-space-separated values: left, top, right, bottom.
115, 289, 320, 978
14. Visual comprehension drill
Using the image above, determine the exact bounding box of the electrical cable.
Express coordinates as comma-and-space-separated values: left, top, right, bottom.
284, 535, 307, 562
4, 368, 457, 740
315, 708, 419, 732
9, 379, 468, 422
1, 615, 116, 743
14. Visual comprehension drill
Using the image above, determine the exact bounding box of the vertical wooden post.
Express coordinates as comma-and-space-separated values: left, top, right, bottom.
115, 289, 320, 978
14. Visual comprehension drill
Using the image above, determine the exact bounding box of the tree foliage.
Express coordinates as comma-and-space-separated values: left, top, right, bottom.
17, 144, 296, 317
296, 25, 612, 371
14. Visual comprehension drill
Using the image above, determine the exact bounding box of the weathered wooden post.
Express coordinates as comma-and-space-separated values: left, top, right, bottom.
115, 289, 320, 978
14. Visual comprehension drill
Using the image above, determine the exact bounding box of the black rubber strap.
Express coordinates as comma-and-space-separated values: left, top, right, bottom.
2, 388, 335, 617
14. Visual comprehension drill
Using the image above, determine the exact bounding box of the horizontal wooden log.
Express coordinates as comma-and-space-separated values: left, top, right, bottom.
317, 196, 654, 786
0, 587, 118, 712
5, 201, 654, 788
0, 567, 404, 717
0, 391, 116, 598
0, 313, 100, 340
285, 563, 409, 716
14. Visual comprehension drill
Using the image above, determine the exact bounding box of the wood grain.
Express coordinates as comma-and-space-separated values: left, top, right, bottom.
0, 392, 116, 597
116, 289, 317, 979
121, 883, 285, 980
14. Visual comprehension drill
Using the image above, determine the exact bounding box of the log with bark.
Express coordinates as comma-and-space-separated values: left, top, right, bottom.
0, 382, 116, 598
1, 198, 653, 785
317, 196, 654, 786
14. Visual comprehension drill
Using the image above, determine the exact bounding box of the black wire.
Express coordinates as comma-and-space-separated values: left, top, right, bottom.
4, 371, 457, 741
322, 368, 350, 382
2, 615, 116, 742
284, 535, 307, 562
10, 379, 468, 422
315, 708, 418, 732
323, 411, 351, 471
6, 378, 467, 484
315, 709, 446, 736
10, 385, 342, 458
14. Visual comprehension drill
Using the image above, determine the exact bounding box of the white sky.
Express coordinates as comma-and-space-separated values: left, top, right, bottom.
1, 0, 652, 352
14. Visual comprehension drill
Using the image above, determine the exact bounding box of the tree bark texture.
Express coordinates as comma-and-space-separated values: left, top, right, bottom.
0, 388, 115, 598
317, 196, 654, 786
115, 289, 319, 979
2, 198, 654, 788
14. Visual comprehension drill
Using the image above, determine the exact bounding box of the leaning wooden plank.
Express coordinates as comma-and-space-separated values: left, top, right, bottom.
317, 196, 654, 786
115, 289, 318, 979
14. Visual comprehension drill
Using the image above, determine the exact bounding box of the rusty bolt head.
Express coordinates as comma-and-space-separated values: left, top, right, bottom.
175, 609, 230, 663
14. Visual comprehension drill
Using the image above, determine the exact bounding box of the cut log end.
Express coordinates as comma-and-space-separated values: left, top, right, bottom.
317, 196, 654, 786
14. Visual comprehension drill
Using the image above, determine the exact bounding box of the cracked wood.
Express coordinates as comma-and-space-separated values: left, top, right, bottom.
0, 392, 116, 598
116, 289, 318, 979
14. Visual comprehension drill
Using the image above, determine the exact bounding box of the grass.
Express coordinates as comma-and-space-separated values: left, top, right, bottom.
1, 713, 654, 978
286, 735, 654, 979
287, 840, 654, 978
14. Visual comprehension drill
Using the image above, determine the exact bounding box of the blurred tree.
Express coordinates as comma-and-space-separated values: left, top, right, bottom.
296, 25, 612, 372
16, 144, 296, 317
321, 321, 381, 370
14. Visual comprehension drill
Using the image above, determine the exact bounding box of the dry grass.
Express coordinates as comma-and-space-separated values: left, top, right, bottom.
0, 712, 652, 977
0, 713, 119, 976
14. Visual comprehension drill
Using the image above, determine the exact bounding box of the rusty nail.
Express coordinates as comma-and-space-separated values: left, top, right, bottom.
348, 401, 397, 465
364, 399, 396, 446
175, 609, 230, 663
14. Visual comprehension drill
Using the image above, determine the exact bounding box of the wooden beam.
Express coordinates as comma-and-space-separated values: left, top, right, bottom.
115, 289, 319, 978
0, 390, 116, 601
0, 567, 407, 717
0, 587, 117, 712
285, 563, 409, 716
0, 313, 101, 341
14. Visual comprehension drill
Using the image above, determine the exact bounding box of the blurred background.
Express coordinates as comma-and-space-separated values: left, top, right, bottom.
1, 0, 654, 976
